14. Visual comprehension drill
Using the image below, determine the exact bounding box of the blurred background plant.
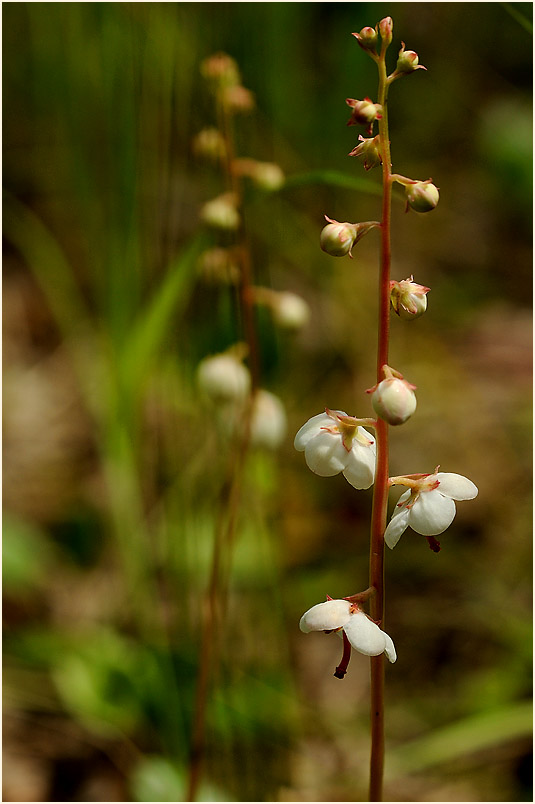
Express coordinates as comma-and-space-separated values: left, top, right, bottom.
3, 3, 532, 802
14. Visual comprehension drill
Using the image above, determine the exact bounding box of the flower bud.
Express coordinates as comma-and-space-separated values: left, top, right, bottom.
405, 181, 439, 213
378, 17, 393, 48
352, 26, 378, 53
192, 127, 226, 162
348, 135, 382, 171
200, 193, 240, 230
197, 352, 251, 403
250, 390, 287, 449
222, 84, 255, 113
396, 42, 426, 74
346, 98, 382, 130
368, 369, 417, 425
320, 218, 358, 258
197, 248, 240, 285
272, 292, 310, 330
233, 158, 284, 191
390, 276, 430, 319
200, 53, 241, 88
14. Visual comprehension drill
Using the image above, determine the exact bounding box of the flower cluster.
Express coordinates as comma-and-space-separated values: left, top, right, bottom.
296, 17, 478, 678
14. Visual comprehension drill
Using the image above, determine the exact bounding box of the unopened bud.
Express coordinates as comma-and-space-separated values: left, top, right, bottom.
250, 390, 287, 449
201, 193, 240, 230
192, 128, 226, 162
320, 218, 359, 258
272, 292, 310, 330
197, 352, 251, 402
395, 42, 426, 74
390, 276, 430, 319
346, 98, 382, 130
222, 84, 255, 113
233, 158, 284, 191
369, 370, 417, 426
378, 17, 393, 48
200, 53, 240, 88
405, 181, 439, 213
352, 26, 378, 53
198, 248, 240, 285
348, 135, 382, 171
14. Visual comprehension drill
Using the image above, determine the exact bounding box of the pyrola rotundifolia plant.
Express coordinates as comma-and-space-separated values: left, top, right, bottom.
295, 17, 478, 801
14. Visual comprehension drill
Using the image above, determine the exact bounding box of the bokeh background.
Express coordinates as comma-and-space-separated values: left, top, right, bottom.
3, 3, 532, 802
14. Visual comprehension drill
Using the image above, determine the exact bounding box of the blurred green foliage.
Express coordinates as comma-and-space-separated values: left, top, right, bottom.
3, 3, 532, 802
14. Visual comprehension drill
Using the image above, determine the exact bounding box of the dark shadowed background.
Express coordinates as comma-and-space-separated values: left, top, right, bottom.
3, 3, 532, 802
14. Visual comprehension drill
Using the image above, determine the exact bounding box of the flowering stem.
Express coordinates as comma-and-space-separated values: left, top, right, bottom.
368, 50, 392, 804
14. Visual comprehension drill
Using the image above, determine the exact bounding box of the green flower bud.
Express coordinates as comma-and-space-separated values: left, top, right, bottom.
346, 98, 382, 129
192, 127, 226, 162
320, 218, 358, 257
348, 135, 382, 171
352, 26, 378, 53
405, 181, 439, 213
378, 17, 393, 48
395, 42, 426, 75
201, 193, 240, 230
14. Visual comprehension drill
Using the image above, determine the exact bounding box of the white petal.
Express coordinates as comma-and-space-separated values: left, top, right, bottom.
384, 495, 411, 549
436, 472, 478, 501
299, 600, 351, 633
293, 411, 346, 451
383, 633, 397, 663
342, 440, 376, 489
408, 489, 456, 535
304, 430, 349, 476
343, 611, 387, 656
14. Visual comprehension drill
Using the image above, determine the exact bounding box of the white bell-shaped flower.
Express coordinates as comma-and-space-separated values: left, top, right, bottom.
250, 390, 287, 449
294, 409, 376, 489
197, 352, 250, 402
385, 471, 478, 549
300, 599, 396, 663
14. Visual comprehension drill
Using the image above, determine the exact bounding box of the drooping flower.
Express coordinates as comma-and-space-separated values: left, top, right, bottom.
385, 470, 478, 549
294, 409, 376, 489
250, 390, 287, 450
197, 351, 250, 402
367, 365, 417, 426
300, 599, 397, 665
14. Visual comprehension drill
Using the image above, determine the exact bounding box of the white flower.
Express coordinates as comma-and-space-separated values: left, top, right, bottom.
299, 599, 396, 663
385, 471, 478, 549
294, 409, 376, 489
250, 390, 287, 449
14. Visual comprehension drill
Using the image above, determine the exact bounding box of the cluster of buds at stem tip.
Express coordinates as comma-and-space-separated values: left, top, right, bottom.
367, 365, 417, 426
390, 276, 430, 319
346, 98, 382, 134
391, 42, 427, 78
393, 175, 440, 213
348, 134, 382, 171
320, 216, 380, 258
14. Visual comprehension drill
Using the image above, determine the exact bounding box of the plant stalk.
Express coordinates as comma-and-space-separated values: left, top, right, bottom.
368, 54, 392, 803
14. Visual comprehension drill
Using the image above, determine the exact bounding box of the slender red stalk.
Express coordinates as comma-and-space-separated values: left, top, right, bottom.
368, 53, 392, 803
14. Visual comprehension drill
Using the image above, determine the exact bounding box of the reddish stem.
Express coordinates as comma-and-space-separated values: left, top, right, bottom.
368, 56, 392, 803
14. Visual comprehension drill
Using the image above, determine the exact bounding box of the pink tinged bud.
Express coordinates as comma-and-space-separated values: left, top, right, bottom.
371, 377, 417, 426
405, 181, 440, 213
348, 135, 382, 171
378, 16, 393, 47
200, 52, 241, 87
346, 98, 382, 131
396, 42, 427, 74
352, 26, 378, 53
320, 218, 358, 257
390, 276, 430, 320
